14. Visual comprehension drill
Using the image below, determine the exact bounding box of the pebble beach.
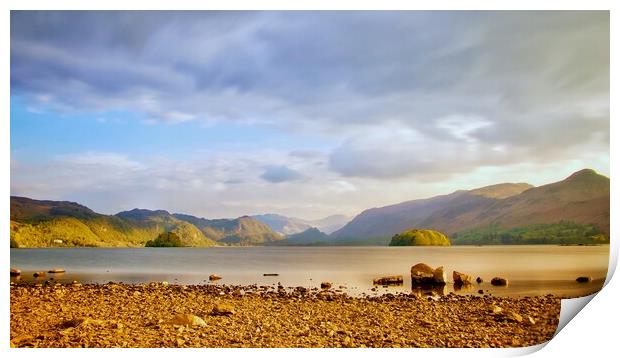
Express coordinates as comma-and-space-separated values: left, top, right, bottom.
10, 282, 561, 348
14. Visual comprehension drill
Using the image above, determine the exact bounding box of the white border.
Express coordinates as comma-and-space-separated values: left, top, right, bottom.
2, 1, 616, 358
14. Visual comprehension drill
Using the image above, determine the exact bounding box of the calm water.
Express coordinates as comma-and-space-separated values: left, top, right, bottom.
10, 245, 609, 298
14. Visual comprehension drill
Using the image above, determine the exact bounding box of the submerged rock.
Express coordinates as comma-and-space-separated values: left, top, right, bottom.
373, 275, 403, 286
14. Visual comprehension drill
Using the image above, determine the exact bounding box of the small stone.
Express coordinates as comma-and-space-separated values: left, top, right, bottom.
33, 272, 46, 278
489, 304, 503, 314
576, 276, 591, 283
320, 282, 332, 289
209, 274, 222, 281
48, 268, 66, 273
476, 277, 483, 284
211, 303, 235, 316
10, 268, 21, 277
168, 314, 207, 327
60, 317, 105, 329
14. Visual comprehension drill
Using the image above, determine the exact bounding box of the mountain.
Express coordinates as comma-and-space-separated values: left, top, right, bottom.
276, 227, 331, 246
10, 197, 282, 248
250, 214, 312, 235
252, 213, 351, 235
331, 169, 609, 244
307, 215, 351, 234
172, 213, 282, 245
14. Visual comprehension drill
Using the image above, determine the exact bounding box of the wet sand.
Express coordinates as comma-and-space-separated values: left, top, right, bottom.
10, 282, 561, 348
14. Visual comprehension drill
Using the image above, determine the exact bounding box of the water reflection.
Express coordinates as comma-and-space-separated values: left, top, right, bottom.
453, 283, 474, 293
411, 283, 447, 296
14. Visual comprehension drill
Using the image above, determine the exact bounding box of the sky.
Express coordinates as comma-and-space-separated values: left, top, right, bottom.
10, 11, 609, 220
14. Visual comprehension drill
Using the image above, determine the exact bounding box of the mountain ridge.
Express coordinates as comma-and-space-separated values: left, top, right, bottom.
331, 169, 609, 242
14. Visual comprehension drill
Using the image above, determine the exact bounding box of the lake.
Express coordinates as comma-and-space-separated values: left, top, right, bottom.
10, 245, 609, 298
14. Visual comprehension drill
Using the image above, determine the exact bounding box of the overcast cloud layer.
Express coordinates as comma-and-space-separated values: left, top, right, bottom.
10, 11, 609, 219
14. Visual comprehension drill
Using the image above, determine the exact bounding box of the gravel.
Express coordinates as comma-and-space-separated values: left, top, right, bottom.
10, 282, 560, 348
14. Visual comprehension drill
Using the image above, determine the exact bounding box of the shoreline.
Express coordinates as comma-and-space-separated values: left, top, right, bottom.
11, 282, 561, 348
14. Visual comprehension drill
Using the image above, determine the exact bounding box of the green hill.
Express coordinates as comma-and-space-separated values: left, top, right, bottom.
276, 227, 331, 246
389, 229, 451, 246
10, 197, 281, 248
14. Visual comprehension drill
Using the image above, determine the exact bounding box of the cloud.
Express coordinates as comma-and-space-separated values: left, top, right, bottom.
9, 11, 610, 217
260, 165, 303, 183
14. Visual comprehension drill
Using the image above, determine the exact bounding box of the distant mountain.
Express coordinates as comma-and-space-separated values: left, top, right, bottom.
252, 213, 351, 235
250, 214, 312, 235
10, 198, 282, 248
276, 227, 331, 246
307, 215, 351, 234
331, 169, 609, 244
172, 213, 282, 245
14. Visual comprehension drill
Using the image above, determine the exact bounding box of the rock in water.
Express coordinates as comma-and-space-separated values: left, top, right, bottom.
476, 277, 483, 284
410, 263, 446, 285
33, 272, 46, 278
452, 271, 473, 285
48, 268, 66, 273
433, 267, 447, 284
373, 275, 404, 285
209, 274, 222, 281
320, 282, 332, 289
491, 277, 508, 286
168, 314, 208, 327
576, 276, 591, 283
10, 268, 21, 277
211, 303, 235, 316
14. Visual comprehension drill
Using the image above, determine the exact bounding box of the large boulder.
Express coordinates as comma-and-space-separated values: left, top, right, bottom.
411, 263, 446, 285
453, 271, 473, 285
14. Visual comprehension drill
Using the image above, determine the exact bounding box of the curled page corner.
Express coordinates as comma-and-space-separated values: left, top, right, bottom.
547, 234, 618, 349
555, 293, 597, 335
